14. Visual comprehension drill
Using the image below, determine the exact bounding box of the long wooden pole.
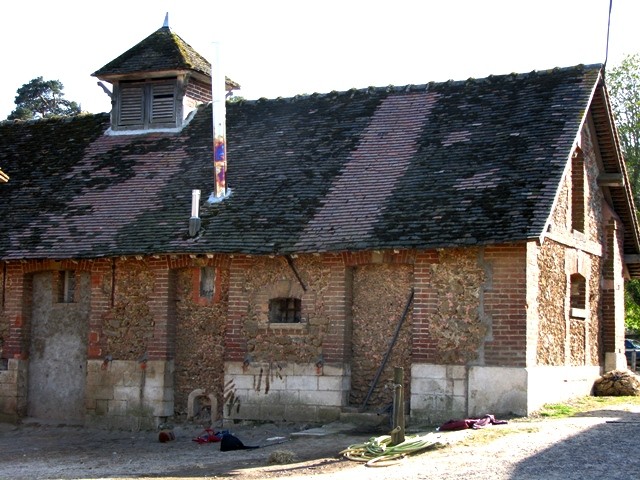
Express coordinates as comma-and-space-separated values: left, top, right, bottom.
360, 288, 414, 412
391, 367, 405, 445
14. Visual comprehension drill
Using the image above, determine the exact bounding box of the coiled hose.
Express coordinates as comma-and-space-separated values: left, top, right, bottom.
339, 432, 444, 467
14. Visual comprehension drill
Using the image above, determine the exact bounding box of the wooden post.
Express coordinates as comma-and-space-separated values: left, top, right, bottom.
391, 367, 405, 445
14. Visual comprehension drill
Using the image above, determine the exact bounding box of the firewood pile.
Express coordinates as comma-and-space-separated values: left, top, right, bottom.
593, 369, 640, 396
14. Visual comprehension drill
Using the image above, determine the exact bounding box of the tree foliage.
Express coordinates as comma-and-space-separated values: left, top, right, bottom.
626, 280, 640, 333
608, 55, 640, 333
7, 77, 81, 120
607, 54, 640, 203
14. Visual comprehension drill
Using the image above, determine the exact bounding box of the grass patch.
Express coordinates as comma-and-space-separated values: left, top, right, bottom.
532, 395, 640, 419
537, 403, 575, 418
439, 396, 640, 449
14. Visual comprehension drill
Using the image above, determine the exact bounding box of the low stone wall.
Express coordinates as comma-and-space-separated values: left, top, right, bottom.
468, 366, 527, 417
410, 364, 467, 426
85, 359, 174, 430
525, 365, 600, 413
411, 363, 601, 425
0, 359, 26, 422
223, 361, 349, 425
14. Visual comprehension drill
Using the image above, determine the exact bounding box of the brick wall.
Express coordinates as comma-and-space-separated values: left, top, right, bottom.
171, 256, 230, 418
0, 255, 231, 424
483, 244, 527, 366
185, 79, 213, 104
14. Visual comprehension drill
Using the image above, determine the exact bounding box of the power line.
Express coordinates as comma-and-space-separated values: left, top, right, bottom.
604, 0, 613, 68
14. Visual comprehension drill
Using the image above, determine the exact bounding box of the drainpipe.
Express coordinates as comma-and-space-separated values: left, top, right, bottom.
189, 189, 201, 237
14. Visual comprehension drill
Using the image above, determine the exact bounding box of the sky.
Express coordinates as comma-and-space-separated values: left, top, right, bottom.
0, 0, 639, 120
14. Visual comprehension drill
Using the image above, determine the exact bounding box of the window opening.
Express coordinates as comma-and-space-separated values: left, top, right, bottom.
570, 273, 586, 318
118, 79, 177, 129
58, 270, 76, 303
571, 148, 585, 233
199, 267, 215, 300
269, 298, 301, 323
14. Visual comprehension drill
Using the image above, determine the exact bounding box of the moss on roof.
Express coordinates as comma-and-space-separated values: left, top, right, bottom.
1, 64, 629, 260
92, 26, 239, 89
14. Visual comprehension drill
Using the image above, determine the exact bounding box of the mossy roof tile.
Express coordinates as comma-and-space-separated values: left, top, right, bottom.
2, 63, 634, 260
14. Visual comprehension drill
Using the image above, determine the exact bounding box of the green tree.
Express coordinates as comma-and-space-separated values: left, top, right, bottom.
7, 77, 81, 120
626, 280, 640, 333
608, 55, 640, 333
607, 54, 640, 202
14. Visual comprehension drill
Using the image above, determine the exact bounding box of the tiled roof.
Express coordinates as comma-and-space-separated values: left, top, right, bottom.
1, 64, 634, 260
92, 26, 240, 89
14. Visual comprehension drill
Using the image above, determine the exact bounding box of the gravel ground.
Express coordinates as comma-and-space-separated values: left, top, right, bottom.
1, 403, 640, 479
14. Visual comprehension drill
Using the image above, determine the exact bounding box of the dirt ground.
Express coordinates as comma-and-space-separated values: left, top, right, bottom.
2, 404, 640, 480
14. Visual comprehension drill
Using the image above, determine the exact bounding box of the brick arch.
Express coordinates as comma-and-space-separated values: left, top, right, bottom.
254, 279, 306, 325
21, 259, 94, 275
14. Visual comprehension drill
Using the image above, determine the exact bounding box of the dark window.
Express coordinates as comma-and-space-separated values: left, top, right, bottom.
269, 298, 301, 323
571, 149, 585, 233
58, 270, 76, 303
117, 79, 177, 130
570, 273, 586, 318
199, 267, 215, 300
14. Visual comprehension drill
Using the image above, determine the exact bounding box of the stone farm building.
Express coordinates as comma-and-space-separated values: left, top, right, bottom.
1, 23, 639, 429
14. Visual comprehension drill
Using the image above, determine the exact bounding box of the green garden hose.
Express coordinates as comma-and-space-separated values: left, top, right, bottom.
340, 432, 444, 467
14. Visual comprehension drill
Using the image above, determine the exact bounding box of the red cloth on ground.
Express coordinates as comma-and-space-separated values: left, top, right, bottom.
438, 414, 508, 431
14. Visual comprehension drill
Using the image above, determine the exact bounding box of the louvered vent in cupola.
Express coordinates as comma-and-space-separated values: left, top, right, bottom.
150, 83, 177, 124
117, 80, 177, 130
119, 83, 144, 126
92, 14, 240, 134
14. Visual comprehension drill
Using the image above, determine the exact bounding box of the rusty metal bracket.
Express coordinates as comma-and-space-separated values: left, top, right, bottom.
285, 255, 307, 292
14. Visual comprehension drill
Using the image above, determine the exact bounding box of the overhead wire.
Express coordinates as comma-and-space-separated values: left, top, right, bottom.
604, 0, 613, 70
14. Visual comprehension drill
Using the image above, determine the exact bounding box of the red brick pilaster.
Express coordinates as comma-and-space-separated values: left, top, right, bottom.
87, 259, 113, 359
225, 256, 252, 362
321, 253, 350, 364
412, 250, 439, 363
483, 243, 527, 366
147, 256, 172, 360
3, 262, 29, 359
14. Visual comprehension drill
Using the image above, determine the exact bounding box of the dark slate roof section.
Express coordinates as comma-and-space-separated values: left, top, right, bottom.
1, 63, 630, 260
92, 26, 236, 86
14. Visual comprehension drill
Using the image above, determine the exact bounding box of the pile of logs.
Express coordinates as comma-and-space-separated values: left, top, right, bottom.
593, 369, 640, 396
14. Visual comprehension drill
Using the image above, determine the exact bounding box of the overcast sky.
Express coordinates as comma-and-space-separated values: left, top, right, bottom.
0, 0, 639, 119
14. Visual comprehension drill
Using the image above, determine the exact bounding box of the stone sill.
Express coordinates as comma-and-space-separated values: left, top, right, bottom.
570, 308, 587, 319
